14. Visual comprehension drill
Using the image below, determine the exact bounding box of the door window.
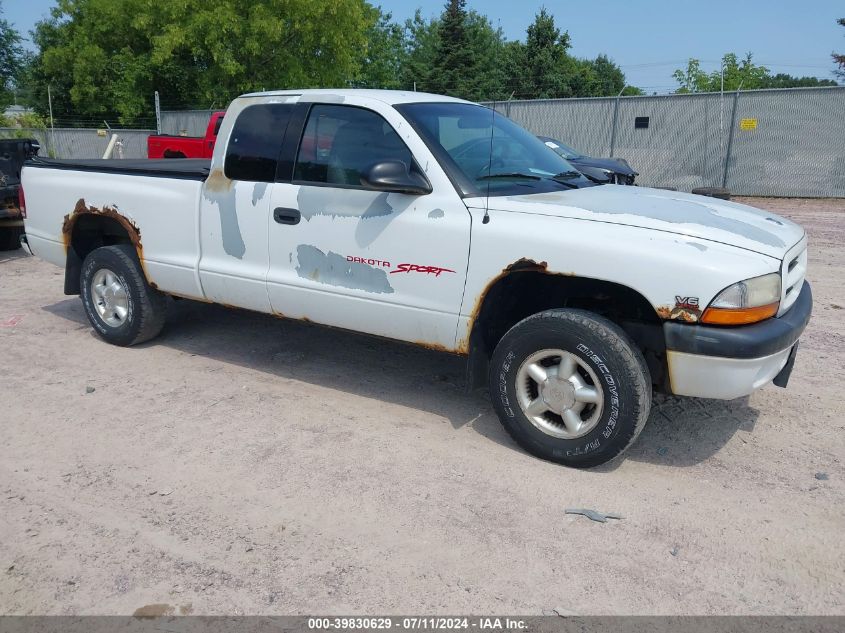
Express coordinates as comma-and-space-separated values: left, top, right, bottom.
294, 105, 413, 187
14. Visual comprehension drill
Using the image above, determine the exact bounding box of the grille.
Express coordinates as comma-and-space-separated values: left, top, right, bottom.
779, 237, 807, 315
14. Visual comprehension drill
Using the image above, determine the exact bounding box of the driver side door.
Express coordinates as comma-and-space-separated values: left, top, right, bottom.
265, 102, 472, 349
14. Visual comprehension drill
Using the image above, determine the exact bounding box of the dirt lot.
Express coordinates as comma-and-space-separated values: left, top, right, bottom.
1, 197, 843, 616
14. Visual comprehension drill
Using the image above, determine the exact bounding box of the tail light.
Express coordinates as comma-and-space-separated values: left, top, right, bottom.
18, 185, 26, 219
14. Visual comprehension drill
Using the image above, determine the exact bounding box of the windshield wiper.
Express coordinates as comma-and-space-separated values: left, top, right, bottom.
549, 171, 583, 189
477, 172, 542, 181
553, 170, 582, 179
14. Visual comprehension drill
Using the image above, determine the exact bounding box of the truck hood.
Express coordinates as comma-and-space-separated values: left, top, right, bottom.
491, 185, 804, 259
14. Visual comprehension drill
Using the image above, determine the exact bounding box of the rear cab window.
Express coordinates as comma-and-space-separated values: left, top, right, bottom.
224, 104, 294, 182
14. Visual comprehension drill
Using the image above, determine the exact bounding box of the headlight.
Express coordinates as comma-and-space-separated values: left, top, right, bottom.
701, 273, 781, 325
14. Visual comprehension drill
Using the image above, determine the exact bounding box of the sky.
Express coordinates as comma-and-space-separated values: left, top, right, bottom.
5, 0, 843, 93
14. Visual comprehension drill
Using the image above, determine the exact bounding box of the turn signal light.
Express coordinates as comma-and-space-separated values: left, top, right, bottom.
701, 302, 779, 325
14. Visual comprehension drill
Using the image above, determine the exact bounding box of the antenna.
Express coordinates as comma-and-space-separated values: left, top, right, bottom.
483, 105, 495, 224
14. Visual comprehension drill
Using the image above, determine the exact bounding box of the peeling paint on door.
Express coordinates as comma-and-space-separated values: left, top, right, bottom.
294, 244, 394, 294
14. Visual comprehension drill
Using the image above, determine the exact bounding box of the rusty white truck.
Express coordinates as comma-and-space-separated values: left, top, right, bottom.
20, 89, 811, 467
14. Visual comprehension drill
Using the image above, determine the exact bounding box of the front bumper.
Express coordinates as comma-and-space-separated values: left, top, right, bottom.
663, 281, 812, 399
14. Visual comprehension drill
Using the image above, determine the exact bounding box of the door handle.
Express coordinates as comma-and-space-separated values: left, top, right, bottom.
273, 207, 301, 225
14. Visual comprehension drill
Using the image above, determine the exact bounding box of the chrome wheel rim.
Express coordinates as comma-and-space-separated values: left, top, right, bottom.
90, 268, 129, 327
515, 349, 604, 439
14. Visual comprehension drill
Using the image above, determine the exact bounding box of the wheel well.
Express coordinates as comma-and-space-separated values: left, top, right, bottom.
466, 270, 668, 391
64, 214, 136, 295
163, 150, 187, 159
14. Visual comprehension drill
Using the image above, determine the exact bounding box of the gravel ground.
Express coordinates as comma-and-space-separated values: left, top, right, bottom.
1, 197, 843, 616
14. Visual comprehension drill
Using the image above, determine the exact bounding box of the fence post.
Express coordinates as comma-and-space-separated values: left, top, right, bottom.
608, 95, 624, 158
721, 89, 741, 188
154, 91, 162, 135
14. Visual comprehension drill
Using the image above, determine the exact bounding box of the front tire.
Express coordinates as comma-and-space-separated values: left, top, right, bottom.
80, 244, 167, 346
489, 309, 651, 468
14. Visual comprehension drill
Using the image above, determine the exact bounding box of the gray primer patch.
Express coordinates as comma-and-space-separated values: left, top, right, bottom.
299, 94, 345, 104
251, 182, 268, 206
297, 187, 396, 222
685, 241, 708, 252
295, 245, 394, 294
428, 208, 445, 219
203, 190, 245, 259
508, 188, 787, 248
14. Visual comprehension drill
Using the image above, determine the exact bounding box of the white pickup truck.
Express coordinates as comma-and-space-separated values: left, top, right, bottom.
20, 89, 812, 467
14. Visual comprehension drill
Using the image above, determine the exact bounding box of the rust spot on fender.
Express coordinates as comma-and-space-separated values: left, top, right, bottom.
457, 258, 554, 353
657, 305, 701, 323
412, 340, 455, 354
62, 199, 153, 284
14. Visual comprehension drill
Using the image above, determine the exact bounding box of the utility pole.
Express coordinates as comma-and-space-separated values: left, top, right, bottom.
47, 85, 55, 157
721, 81, 743, 189
154, 91, 162, 134
719, 60, 725, 186
608, 85, 628, 158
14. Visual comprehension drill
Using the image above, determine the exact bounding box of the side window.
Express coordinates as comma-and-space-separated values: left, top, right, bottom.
224, 104, 294, 182
294, 105, 413, 187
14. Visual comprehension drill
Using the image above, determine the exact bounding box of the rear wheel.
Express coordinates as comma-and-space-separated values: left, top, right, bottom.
80, 244, 166, 346
489, 309, 651, 468
0, 226, 23, 251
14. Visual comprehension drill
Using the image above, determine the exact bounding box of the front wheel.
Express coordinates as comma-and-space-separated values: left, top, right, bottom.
489, 309, 651, 468
80, 244, 167, 346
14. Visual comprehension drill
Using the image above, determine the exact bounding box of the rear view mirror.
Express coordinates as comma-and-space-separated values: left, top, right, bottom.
361, 160, 432, 195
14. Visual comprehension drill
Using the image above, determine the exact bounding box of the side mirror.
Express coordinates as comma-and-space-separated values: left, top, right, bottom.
361, 160, 432, 195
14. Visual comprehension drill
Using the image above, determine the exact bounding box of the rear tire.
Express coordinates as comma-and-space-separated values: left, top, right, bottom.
79, 244, 166, 346
489, 309, 651, 468
692, 186, 731, 200
0, 226, 23, 251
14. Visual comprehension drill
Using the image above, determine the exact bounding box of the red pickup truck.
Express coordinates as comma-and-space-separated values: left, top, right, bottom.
147, 111, 225, 159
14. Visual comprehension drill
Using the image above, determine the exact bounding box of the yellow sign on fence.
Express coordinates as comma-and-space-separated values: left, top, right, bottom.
739, 118, 758, 131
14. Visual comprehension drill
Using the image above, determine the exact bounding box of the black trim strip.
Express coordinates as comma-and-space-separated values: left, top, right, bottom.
24, 157, 210, 181
664, 281, 812, 359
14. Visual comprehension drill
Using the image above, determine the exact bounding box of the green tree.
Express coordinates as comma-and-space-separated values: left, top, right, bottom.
519, 8, 572, 98
673, 52, 836, 93
428, 0, 474, 97
834, 18, 845, 80
404, 3, 507, 101
672, 58, 713, 93
28, 0, 378, 125
400, 10, 439, 92
504, 11, 638, 99
0, 1, 26, 108
760, 73, 837, 88
354, 7, 406, 89
432, 0, 471, 95
588, 54, 625, 95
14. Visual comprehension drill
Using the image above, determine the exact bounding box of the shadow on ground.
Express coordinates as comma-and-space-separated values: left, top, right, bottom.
43, 296, 759, 468
0, 248, 29, 265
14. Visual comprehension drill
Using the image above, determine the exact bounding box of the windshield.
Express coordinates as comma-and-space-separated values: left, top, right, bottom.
396, 102, 592, 196
539, 137, 581, 160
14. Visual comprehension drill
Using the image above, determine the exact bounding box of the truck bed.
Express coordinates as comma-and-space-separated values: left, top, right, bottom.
26, 157, 211, 180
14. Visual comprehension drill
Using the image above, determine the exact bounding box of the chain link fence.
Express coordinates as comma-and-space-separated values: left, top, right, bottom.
7, 87, 841, 197
489, 86, 845, 197
160, 110, 218, 137
0, 127, 153, 159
